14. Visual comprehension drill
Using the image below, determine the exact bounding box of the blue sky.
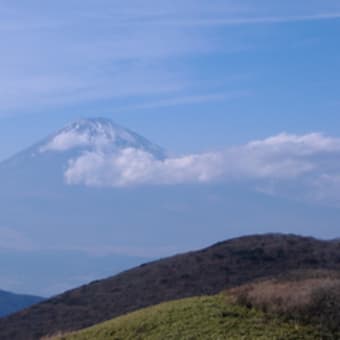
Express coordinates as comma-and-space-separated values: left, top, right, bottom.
2, 1, 340, 295
0, 1, 340, 159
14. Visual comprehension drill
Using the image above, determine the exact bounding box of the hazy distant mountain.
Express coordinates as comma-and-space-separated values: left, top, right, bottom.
0, 290, 43, 317
0, 117, 165, 190
4, 117, 165, 163
0, 118, 167, 295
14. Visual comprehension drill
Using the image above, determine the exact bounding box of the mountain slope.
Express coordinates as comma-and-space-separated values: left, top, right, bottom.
1, 117, 165, 167
1, 234, 340, 340
0, 290, 43, 317
53, 295, 319, 340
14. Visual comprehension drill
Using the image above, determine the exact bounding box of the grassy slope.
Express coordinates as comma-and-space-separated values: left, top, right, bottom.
56, 295, 319, 340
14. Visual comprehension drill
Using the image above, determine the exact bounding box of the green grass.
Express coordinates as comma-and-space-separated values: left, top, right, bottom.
54, 294, 320, 340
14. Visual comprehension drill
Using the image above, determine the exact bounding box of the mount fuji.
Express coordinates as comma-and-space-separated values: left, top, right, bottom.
0, 118, 165, 190
0, 118, 170, 295
1, 118, 340, 296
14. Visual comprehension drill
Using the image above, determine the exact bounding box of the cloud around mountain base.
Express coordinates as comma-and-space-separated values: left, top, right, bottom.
64, 132, 340, 205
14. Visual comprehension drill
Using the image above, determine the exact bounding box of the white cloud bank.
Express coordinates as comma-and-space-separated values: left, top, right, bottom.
65, 148, 222, 187
64, 132, 340, 193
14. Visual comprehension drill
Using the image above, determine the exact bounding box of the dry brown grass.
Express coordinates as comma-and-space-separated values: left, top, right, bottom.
229, 277, 338, 313
227, 270, 340, 336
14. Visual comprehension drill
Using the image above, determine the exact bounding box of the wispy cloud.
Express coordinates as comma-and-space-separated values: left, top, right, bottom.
1, 1, 339, 113
167, 13, 340, 27
0, 3, 200, 113
117, 91, 250, 111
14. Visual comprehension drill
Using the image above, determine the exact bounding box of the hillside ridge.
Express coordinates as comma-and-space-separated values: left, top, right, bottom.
1, 233, 340, 340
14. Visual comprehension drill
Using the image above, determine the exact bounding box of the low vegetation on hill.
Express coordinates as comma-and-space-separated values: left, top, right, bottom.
50, 270, 340, 340
51, 295, 320, 340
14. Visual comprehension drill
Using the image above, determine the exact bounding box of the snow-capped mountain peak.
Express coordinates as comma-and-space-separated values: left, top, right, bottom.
39, 118, 165, 158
